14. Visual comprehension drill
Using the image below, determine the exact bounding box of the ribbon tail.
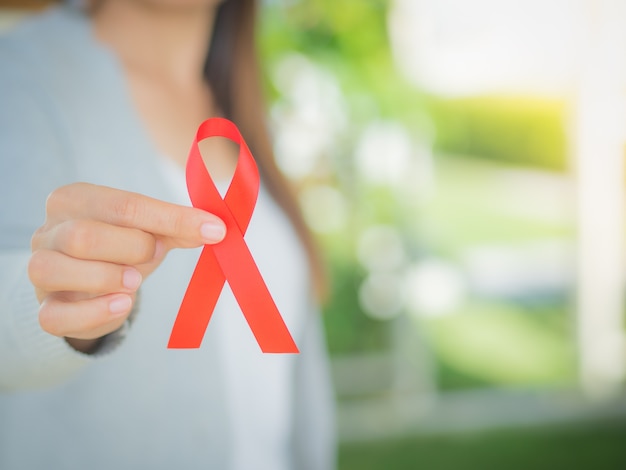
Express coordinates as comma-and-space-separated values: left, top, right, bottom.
168, 246, 225, 348
213, 233, 299, 354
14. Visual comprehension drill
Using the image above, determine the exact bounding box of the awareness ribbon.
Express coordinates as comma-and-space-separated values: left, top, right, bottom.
168, 118, 299, 353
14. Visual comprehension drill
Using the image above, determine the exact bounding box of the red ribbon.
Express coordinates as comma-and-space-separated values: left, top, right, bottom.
168, 118, 299, 353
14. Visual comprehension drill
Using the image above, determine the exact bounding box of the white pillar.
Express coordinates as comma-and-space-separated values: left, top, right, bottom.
573, 0, 626, 398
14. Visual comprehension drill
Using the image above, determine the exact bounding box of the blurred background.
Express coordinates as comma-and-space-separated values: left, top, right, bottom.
2, 0, 626, 468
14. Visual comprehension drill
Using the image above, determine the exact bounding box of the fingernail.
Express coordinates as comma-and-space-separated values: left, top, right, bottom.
122, 269, 142, 291
109, 295, 132, 316
201, 221, 226, 243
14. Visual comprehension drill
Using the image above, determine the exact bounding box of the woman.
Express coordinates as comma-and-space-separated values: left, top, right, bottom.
0, 1, 335, 469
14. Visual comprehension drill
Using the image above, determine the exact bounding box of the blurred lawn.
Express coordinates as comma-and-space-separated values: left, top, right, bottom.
411, 155, 574, 256
339, 421, 626, 470
425, 302, 576, 390
323, 154, 577, 389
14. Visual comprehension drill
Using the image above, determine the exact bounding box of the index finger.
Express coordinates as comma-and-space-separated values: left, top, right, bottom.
46, 183, 226, 247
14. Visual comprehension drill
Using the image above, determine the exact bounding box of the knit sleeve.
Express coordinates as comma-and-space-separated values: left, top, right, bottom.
0, 46, 96, 391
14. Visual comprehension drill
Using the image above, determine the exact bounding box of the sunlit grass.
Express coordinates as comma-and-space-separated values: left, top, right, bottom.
408, 157, 577, 389
426, 95, 568, 171
413, 156, 575, 256
420, 301, 577, 388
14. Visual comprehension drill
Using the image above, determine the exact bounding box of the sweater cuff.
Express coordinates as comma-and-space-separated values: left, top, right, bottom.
1, 253, 135, 389
1, 257, 90, 389
11, 279, 88, 364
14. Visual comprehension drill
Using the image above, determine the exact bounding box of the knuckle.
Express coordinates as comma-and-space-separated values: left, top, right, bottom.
27, 250, 51, 287
113, 195, 144, 227
166, 209, 187, 240
30, 225, 46, 251
96, 265, 127, 295
38, 301, 64, 337
44, 188, 63, 216
45, 184, 74, 215
60, 220, 95, 258
134, 234, 157, 264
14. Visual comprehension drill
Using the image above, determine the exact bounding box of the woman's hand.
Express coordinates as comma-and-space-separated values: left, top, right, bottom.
28, 183, 225, 352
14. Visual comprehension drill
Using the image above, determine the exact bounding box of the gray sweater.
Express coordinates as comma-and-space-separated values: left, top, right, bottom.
0, 6, 335, 470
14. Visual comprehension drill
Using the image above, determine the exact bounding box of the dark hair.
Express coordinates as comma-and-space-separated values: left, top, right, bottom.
205, 0, 327, 299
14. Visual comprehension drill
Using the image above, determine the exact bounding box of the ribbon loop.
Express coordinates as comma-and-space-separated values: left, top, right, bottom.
168, 118, 299, 353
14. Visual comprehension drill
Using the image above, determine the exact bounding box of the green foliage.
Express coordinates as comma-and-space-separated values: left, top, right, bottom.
427, 95, 568, 171
260, 0, 423, 125
260, 0, 389, 63
322, 260, 391, 355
